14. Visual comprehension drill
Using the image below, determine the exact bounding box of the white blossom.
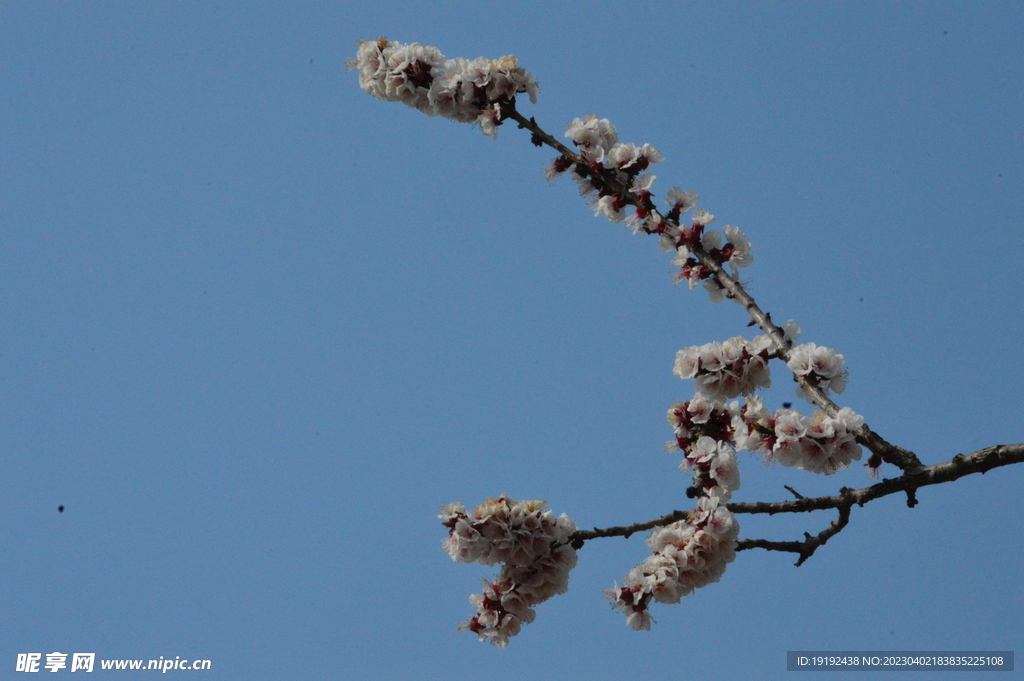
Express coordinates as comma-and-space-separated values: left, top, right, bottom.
630, 173, 657, 195
787, 343, 847, 398
666, 187, 699, 214
591, 194, 626, 222
730, 396, 771, 452
723, 224, 754, 275
350, 38, 538, 137
691, 207, 715, 226
440, 494, 577, 646
606, 142, 663, 173
674, 336, 773, 401
607, 498, 738, 628
565, 114, 618, 161
751, 407, 865, 474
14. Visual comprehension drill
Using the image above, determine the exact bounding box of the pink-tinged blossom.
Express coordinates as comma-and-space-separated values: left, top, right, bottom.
570, 165, 596, 196
440, 494, 578, 646
666, 399, 733, 449
673, 336, 773, 401
787, 343, 847, 398
743, 407, 864, 474
487, 54, 539, 105
701, 229, 722, 251
774, 409, 808, 443
691, 207, 715, 227
723, 224, 754, 275
630, 173, 657, 196
666, 187, 699, 215
606, 142, 664, 174
686, 435, 720, 467
658, 229, 678, 252
626, 209, 664, 236
783, 408, 863, 474
673, 346, 702, 380
350, 38, 538, 137
666, 399, 741, 503
565, 114, 618, 161
476, 105, 503, 139
607, 498, 738, 628
544, 155, 574, 181
686, 397, 716, 425
703, 278, 727, 303
707, 443, 741, 501
591, 194, 627, 222
381, 42, 446, 110
730, 396, 772, 453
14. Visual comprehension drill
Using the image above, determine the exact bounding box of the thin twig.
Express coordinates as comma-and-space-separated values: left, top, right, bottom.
784, 485, 805, 500
737, 503, 852, 566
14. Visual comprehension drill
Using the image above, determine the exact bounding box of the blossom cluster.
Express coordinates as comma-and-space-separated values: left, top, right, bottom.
666, 317, 861, 476
786, 342, 848, 398
625, 364, 861, 627
672, 321, 801, 401
606, 497, 739, 630
544, 115, 755, 301
606, 390, 746, 628
674, 335, 773, 401
348, 38, 538, 137
665, 394, 864, 477
439, 494, 578, 647
665, 397, 738, 491
733, 398, 864, 475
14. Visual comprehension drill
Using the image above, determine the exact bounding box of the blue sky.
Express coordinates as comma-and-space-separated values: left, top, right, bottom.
2, 2, 1022, 679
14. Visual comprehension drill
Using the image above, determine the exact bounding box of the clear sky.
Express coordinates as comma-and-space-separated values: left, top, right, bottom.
2, 2, 1022, 679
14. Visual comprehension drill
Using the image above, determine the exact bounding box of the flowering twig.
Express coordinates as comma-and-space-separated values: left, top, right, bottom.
568, 442, 1024, 559
509, 105, 922, 475
351, 37, 1021, 644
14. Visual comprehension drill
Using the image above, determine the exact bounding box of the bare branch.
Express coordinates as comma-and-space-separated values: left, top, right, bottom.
571, 509, 690, 544
737, 504, 852, 566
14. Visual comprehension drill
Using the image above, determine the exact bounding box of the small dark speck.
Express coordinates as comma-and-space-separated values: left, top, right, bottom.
943, 30, 948, 35
58, 505, 65, 513
998, 173, 1003, 177
782, 402, 792, 409
309, 58, 314, 64
859, 297, 864, 302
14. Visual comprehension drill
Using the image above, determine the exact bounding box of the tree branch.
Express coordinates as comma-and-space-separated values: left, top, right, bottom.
569, 443, 1024, 553
729, 442, 1024, 515
508, 104, 923, 475
737, 504, 851, 566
